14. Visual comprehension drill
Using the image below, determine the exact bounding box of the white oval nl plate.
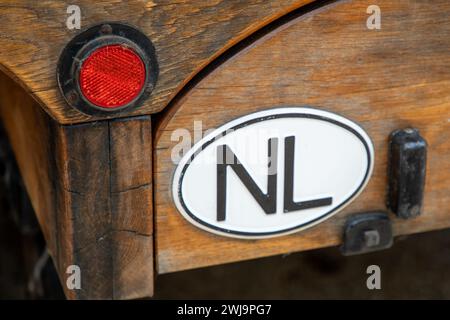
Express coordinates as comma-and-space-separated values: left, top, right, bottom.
172, 107, 374, 239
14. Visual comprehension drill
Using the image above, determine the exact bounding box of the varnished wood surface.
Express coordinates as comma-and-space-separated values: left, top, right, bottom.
0, 71, 154, 299
154, 0, 450, 274
0, 0, 312, 124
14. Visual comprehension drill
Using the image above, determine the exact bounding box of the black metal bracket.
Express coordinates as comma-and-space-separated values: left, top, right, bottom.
387, 128, 427, 219
341, 212, 393, 256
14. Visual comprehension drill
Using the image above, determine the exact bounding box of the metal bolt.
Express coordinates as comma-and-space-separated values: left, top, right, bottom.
363, 229, 380, 248
144, 83, 154, 95
66, 90, 79, 104
100, 24, 112, 35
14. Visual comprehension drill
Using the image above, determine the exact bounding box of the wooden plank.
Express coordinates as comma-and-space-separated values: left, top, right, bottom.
0, 71, 154, 299
154, 0, 450, 274
109, 118, 153, 300
0, 0, 312, 124
54, 121, 114, 299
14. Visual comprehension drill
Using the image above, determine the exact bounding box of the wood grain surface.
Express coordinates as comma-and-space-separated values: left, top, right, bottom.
0, 0, 312, 124
154, 0, 450, 274
0, 71, 154, 299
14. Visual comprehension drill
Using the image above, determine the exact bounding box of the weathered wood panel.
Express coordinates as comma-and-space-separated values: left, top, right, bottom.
0, 0, 312, 124
109, 118, 153, 299
0, 71, 154, 299
154, 0, 450, 273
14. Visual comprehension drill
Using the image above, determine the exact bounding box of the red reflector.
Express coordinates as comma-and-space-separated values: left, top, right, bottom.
79, 44, 146, 108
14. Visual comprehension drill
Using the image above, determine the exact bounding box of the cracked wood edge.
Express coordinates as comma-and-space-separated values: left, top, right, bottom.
0, 0, 313, 124
0, 71, 154, 299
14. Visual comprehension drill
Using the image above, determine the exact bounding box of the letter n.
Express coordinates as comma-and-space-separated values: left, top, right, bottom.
216, 138, 278, 221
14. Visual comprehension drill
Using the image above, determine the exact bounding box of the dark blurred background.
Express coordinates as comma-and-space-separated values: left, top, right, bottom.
153, 230, 450, 299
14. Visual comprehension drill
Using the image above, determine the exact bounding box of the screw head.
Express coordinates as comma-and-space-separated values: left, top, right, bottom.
363, 229, 381, 248
100, 24, 113, 35
66, 90, 79, 104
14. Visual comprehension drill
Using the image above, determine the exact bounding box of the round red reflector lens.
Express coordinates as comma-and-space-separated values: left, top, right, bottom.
79, 44, 146, 109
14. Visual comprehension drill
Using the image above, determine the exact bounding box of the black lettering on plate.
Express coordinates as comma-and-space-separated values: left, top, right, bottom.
216, 138, 278, 221
283, 136, 332, 212
216, 136, 332, 222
